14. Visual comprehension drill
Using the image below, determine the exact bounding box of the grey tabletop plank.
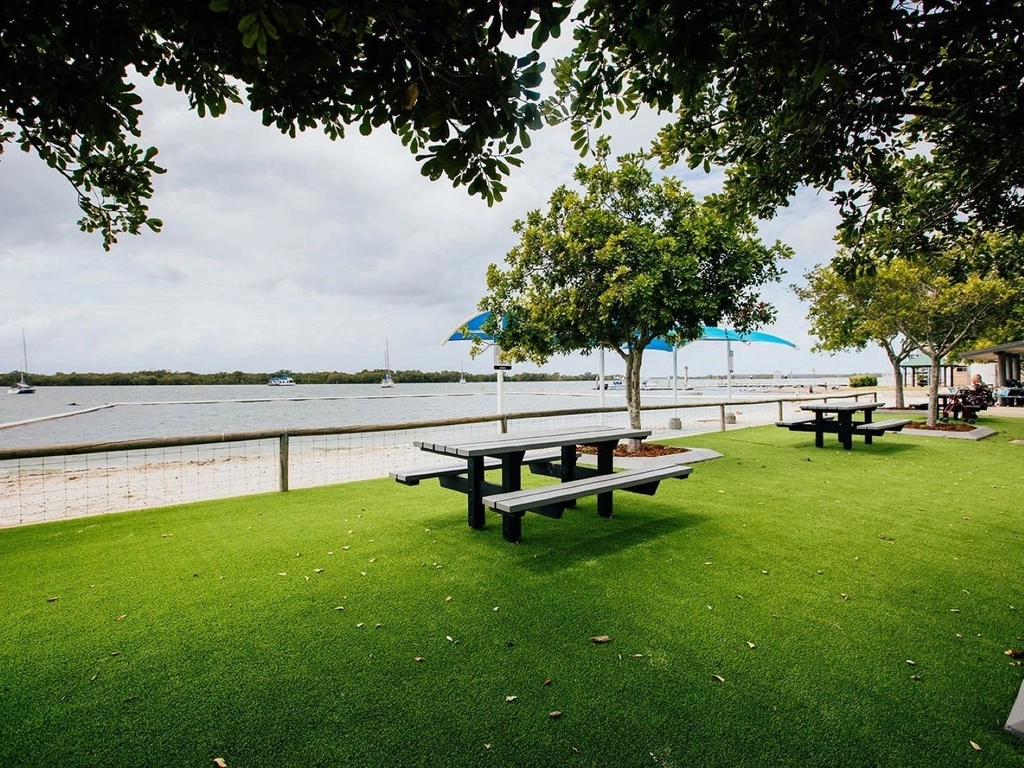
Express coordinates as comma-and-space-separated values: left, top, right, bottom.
415, 426, 651, 458
800, 402, 884, 413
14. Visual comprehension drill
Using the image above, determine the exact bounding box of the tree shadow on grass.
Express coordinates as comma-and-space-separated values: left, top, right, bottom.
471, 496, 708, 571
779, 440, 920, 456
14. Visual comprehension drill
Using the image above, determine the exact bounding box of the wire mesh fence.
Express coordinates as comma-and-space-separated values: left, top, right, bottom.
0, 394, 870, 527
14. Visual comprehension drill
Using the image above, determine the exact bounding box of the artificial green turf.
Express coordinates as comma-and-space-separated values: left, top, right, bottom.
2, 417, 1023, 767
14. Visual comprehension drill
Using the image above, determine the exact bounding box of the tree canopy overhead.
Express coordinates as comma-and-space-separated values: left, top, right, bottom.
553, 0, 1024, 239
5, 1, 1024, 251
1, 0, 570, 247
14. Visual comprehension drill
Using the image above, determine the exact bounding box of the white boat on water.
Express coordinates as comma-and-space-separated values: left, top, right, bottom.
381, 339, 394, 388
8, 330, 35, 394
268, 373, 295, 386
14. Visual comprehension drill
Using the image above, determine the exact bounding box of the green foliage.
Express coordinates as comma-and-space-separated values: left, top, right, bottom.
478, 140, 789, 429
3, 419, 1024, 765
848, 374, 877, 388
0, 0, 571, 247
550, 2, 1024, 244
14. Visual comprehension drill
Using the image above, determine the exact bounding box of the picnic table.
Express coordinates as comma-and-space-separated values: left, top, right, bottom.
776, 401, 911, 450
392, 426, 692, 542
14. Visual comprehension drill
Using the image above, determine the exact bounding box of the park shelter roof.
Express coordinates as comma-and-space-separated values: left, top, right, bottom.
960, 340, 1024, 362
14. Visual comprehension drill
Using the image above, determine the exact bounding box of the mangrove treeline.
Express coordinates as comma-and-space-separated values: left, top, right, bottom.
7, 370, 597, 387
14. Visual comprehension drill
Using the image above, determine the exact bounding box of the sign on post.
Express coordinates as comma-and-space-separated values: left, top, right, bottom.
493, 345, 512, 371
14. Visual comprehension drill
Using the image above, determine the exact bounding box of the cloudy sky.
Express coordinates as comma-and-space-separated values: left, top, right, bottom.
0, 73, 889, 381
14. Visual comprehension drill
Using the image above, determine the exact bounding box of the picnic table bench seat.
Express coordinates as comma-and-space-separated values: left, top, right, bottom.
482, 464, 693, 542
391, 448, 569, 486
776, 415, 834, 430
855, 418, 913, 435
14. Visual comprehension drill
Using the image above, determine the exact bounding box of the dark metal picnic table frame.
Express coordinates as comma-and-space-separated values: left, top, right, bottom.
799, 401, 884, 450
414, 426, 652, 528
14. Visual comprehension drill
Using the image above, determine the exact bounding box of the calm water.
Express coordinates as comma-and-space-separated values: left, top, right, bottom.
0, 377, 855, 450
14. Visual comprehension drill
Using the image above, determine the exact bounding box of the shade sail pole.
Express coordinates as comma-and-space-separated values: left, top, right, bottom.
726, 340, 733, 401
599, 347, 606, 408
496, 369, 504, 421
672, 346, 678, 405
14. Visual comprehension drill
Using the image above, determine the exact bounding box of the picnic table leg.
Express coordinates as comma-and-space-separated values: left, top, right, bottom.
862, 409, 874, 445
839, 413, 854, 450
466, 456, 486, 529
561, 444, 578, 508
498, 452, 525, 541
596, 441, 615, 518
501, 514, 522, 543
501, 451, 524, 493
814, 415, 825, 448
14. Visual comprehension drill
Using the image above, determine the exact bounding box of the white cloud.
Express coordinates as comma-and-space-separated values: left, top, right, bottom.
0, 79, 889, 379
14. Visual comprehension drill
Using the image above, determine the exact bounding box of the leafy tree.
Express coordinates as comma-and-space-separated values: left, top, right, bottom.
1, 0, 570, 248
478, 139, 789, 446
793, 263, 916, 408
873, 257, 1016, 427
551, 1, 1024, 247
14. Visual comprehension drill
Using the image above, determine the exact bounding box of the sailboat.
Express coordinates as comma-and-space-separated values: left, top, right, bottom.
8, 329, 36, 394
381, 339, 394, 388
459, 363, 467, 384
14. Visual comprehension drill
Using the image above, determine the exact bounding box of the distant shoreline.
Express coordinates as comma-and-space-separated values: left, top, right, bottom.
9, 371, 876, 387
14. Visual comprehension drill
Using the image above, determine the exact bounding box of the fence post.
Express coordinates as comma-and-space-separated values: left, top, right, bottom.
777, 400, 783, 422
500, 416, 509, 434
279, 433, 289, 492
719, 404, 726, 431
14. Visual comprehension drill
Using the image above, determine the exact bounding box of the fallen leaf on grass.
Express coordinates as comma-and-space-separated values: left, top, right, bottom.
46, 597, 58, 602
1005, 649, 1024, 658
214, 759, 228, 768
590, 635, 612, 644
548, 711, 562, 719
544, 678, 552, 686
116, 615, 126, 621
906, 660, 916, 666
278, 572, 287, 577
911, 675, 921, 681
414, 656, 426, 663
950, 608, 960, 613
505, 696, 518, 702
712, 674, 725, 683
746, 642, 756, 649
445, 596, 452, 602
970, 741, 982, 751
314, 568, 323, 574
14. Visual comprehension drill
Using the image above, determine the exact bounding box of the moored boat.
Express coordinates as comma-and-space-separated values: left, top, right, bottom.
8, 330, 35, 394
268, 372, 295, 386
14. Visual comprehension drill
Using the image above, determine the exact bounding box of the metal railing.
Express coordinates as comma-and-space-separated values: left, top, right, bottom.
0, 392, 876, 528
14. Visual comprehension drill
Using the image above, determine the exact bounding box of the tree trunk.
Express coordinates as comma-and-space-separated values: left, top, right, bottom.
885, 350, 905, 409
624, 349, 645, 452
926, 356, 942, 428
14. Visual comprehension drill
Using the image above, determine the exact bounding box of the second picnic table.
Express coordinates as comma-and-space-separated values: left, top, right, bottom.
776, 401, 912, 450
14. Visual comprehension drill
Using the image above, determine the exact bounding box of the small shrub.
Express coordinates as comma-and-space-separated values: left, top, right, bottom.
849, 374, 878, 387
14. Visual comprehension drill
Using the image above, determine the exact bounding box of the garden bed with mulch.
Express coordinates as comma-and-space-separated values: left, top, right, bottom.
904, 420, 978, 432
577, 442, 690, 458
